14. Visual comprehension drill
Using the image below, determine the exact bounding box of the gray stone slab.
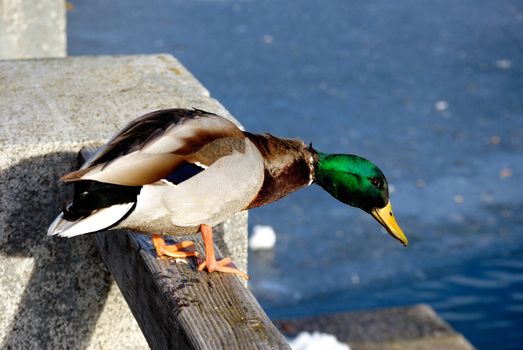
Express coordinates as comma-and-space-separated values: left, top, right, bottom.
0, 0, 66, 59
276, 304, 475, 350
0, 54, 247, 349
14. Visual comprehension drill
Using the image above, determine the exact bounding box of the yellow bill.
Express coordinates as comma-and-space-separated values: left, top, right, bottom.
371, 201, 408, 246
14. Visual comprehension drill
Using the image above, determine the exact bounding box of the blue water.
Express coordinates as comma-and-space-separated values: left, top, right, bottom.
68, 1, 523, 348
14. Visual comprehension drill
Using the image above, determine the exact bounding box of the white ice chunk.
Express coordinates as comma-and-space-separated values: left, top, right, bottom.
495, 59, 512, 69
288, 332, 351, 350
249, 225, 277, 250
434, 100, 449, 112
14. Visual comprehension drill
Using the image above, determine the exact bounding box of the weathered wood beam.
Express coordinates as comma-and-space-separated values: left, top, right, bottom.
95, 231, 290, 350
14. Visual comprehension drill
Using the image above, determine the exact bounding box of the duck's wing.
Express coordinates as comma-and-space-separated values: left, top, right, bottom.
62, 108, 245, 186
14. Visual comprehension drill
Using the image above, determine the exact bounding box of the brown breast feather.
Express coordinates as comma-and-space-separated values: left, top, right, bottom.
244, 132, 316, 209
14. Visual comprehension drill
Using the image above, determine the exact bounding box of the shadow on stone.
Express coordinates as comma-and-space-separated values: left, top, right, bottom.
0, 152, 112, 349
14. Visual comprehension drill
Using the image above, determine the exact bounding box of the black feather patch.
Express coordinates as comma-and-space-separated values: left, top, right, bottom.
164, 161, 205, 184
63, 180, 141, 221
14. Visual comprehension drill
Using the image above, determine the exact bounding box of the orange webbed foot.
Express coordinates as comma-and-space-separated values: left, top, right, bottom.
198, 257, 250, 280
198, 224, 250, 280
151, 235, 199, 259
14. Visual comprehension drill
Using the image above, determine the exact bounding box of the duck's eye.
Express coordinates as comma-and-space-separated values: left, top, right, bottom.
371, 178, 382, 189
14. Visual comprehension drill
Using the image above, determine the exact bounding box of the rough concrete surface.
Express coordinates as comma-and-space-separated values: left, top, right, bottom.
0, 54, 247, 349
0, 0, 65, 59
276, 304, 475, 350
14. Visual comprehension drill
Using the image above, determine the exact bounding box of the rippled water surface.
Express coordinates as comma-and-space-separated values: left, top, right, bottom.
69, 1, 523, 348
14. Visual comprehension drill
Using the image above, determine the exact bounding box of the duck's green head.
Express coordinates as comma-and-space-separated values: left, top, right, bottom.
314, 153, 408, 246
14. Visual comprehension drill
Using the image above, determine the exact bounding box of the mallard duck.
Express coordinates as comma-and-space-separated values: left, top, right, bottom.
48, 108, 407, 280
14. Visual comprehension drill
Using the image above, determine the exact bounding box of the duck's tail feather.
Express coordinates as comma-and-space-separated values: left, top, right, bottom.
47, 202, 135, 237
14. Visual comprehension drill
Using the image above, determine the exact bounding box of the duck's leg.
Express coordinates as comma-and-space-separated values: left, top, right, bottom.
197, 224, 250, 280
152, 234, 199, 258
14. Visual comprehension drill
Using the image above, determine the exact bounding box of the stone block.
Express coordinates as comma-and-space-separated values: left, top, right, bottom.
276, 304, 476, 350
0, 0, 66, 59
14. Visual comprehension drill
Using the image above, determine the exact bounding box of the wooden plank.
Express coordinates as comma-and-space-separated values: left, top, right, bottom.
95, 231, 290, 350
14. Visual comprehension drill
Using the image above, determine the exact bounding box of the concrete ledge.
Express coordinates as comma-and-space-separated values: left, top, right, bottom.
275, 304, 475, 350
0, 0, 66, 59
0, 54, 248, 349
